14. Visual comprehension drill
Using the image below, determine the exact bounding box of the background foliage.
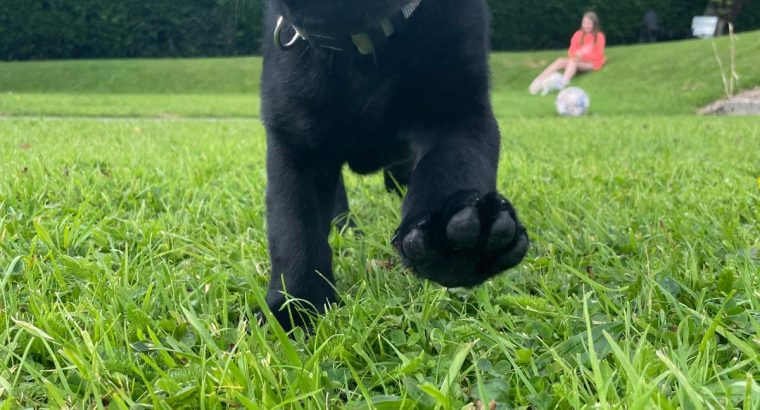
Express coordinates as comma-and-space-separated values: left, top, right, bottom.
0, 0, 759, 59
0, 0, 263, 60
489, 0, 760, 51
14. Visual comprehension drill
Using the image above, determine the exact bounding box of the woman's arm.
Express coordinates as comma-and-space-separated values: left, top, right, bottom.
586, 33, 606, 62
593, 33, 606, 55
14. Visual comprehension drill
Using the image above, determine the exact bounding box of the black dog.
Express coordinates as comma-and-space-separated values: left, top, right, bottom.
260, 0, 529, 329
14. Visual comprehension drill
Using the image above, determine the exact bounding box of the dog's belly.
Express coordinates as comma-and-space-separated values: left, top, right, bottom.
320, 116, 407, 175
345, 138, 409, 174
324, 88, 411, 174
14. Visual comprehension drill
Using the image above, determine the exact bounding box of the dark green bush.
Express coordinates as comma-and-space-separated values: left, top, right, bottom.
488, 0, 760, 50
0, 0, 757, 59
0, 0, 263, 60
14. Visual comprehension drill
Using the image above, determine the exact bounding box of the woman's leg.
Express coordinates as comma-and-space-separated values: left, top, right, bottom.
529, 58, 569, 93
533, 58, 569, 84
562, 58, 595, 83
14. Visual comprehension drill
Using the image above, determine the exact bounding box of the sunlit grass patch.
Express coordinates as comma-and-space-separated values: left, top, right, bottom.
1, 115, 758, 407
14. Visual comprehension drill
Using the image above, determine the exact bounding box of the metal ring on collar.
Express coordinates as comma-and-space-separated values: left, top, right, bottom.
274, 16, 304, 50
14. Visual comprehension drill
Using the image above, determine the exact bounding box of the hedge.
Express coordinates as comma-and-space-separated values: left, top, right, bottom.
0, 0, 263, 60
1, 0, 758, 60
489, 0, 760, 50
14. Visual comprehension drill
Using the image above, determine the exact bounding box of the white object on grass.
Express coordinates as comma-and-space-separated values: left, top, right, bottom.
692, 16, 719, 39
540, 72, 566, 96
556, 87, 590, 117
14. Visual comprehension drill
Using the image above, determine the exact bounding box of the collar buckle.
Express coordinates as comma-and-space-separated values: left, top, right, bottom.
274, 16, 305, 51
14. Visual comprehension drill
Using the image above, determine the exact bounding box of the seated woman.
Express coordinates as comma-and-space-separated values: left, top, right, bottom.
529, 12, 606, 95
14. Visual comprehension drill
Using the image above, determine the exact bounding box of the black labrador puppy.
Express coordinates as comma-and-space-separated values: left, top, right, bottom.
260, 0, 529, 329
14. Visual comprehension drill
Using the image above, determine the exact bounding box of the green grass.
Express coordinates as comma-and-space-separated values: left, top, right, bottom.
1, 31, 759, 118
490, 30, 760, 117
1, 32, 760, 409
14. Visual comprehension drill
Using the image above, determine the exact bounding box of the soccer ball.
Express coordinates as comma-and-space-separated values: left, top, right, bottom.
555, 87, 590, 117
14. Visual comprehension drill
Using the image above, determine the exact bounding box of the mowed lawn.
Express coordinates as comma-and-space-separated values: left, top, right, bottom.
0, 32, 759, 409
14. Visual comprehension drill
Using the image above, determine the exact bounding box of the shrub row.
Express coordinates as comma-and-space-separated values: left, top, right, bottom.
0, 0, 263, 60
489, 0, 760, 50
1, 0, 758, 60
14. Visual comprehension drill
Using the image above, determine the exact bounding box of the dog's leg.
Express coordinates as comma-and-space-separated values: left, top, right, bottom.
265, 140, 340, 330
393, 112, 529, 287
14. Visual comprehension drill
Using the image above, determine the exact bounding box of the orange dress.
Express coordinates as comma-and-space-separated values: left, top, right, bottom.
568, 31, 606, 70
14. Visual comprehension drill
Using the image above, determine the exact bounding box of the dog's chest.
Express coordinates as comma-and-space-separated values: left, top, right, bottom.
308, 64, 408, 139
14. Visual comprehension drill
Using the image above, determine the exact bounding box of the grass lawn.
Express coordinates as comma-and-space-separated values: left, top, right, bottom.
1, 31, 759, 409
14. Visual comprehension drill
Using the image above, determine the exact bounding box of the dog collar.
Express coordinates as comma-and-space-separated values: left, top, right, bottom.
275, 0, 422, 55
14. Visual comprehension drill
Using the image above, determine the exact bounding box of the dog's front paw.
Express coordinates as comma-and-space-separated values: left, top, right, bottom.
262, 287, 336, 332
392, 190, 528, 287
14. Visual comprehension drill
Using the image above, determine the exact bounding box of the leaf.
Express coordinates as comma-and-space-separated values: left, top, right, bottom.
1, 255, 24, 290
538, 322, 623, 367
473, 379, 510, 405
442, 341, 477, 397
476, 358, 493, 374
352, 395, 414, 410
703, 378, 760, 402
698, 304, 725, 353
181, 307, 221, 356
657, 275, 682, 298
0, 373, 13, 398
234, 393, 261, 410
33, 218, 55, 250
716, 269, 736, 294
389, 329, 407, 345
656, 351, 704, 405
130, 341, 151, 353
419, 383, 448, 405
12, 319, 57, 344
166, 385, 199, 405
515, 349, 532, 364
249, 288, 301, 367
402, 377, 436, 408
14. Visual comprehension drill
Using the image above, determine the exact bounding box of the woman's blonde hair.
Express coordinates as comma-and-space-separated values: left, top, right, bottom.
580, 11, 601, 45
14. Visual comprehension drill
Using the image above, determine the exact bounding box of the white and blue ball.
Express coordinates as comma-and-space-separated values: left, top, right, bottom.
555, 87, 590, 117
